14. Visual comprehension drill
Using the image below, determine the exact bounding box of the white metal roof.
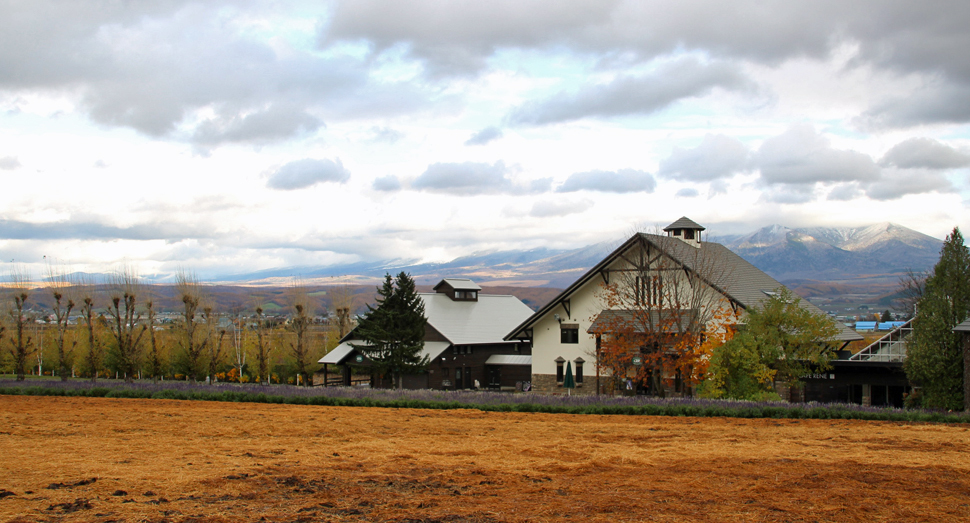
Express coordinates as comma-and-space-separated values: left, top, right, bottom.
318, 341, 452, 365
954, 318, 970, 332
319, 341, 356, 364
484, 354, 532, 366
421, 293, 534, 345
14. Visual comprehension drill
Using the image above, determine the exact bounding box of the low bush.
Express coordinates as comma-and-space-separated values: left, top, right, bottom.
0, 379, 967, 424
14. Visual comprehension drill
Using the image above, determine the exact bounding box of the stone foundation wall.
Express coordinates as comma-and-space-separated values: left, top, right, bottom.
530, 373, 603, 395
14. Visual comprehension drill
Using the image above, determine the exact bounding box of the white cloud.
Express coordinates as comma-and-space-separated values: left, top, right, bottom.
465, 126, 503, 145
879, 137, 970, 170
368, 126, 405, 143
2, 1, 970, 276
864, 168, 954, 201
0, 156, 20, 170
266, 158, 351, 190
659, 134, 749, 182
509, 57, 751, 125
557, 169, 656, 193
372, 175, 402, 191
411, 161, 515, 195
676, 188, 700, 198
754, 125, 879, 185
529, 199, 593, 218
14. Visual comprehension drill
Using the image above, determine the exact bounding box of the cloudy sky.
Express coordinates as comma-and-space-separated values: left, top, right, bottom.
2, 1, 969, 280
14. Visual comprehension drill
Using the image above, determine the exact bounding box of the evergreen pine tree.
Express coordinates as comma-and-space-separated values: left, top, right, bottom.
352, 272, 428, 388
905, 227, 970, 410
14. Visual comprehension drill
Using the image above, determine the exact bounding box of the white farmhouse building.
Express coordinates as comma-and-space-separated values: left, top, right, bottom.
505, 217, 862, 396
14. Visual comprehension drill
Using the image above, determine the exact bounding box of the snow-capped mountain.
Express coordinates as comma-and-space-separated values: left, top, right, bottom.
218, 222, 944, 290
719, 223, 942, 282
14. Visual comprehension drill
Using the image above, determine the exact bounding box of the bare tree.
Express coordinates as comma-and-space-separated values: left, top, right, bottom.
894, 268, 929, 319
204, 305, 227, 382
330, 285, 354, 338
589, 231, 737, 397
46, 262, 77, 381
176, 270, 208, 381
288, 285, 314, 386
144, 294, 164, 383
252, 303, 271, 384
228, 303, 247, 381
107, 267, 147, 383
6, 267, 35, 381
77, 278, 103, 382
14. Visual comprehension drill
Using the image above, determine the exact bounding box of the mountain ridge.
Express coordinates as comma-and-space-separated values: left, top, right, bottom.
211, 222, 942, 298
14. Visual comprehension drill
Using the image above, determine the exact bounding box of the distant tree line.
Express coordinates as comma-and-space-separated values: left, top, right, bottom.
0, 267, 348, 386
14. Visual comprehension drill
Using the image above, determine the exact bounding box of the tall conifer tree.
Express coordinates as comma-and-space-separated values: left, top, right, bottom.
905, 227, 970, 410
352, 272, 428, 388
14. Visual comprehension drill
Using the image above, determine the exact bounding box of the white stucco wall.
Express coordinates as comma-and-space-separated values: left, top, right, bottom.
532, 259, 620, 376
530, 239, 741, 380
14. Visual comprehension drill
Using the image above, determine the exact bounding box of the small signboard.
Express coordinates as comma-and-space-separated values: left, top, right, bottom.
631, 356, 643, 366
354, 354, 364, 363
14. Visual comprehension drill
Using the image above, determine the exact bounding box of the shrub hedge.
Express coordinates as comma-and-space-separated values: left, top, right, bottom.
0, 383, 967, 424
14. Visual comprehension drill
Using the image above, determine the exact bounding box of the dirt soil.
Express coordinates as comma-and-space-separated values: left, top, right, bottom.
1, 396, 969, 523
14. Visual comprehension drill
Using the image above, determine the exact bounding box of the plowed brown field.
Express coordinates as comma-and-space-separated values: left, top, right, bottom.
1, 396, 969, 522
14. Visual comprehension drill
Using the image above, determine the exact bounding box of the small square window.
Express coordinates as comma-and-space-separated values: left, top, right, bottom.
560, 325, 579, 344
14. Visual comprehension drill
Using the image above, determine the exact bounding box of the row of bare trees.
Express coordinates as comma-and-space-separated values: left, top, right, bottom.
2, 266, 348, 384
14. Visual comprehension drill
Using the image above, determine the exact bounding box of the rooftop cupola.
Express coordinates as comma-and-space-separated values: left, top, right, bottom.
663, 216, 705, 248
433, 278, 482, 302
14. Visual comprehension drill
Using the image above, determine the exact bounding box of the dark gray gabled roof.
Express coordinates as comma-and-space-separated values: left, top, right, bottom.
664, 216, 705, 231
504, 232, 862, 342
954, 318, 970, 332
434, 278, 482, 291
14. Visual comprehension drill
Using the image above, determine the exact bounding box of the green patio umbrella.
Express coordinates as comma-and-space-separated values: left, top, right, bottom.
563, 360, 575, 395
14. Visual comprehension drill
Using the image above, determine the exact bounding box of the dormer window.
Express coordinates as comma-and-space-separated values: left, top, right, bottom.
434, 278, 482, 301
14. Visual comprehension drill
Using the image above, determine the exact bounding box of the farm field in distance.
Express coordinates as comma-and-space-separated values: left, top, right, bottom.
1, 396, 969, 522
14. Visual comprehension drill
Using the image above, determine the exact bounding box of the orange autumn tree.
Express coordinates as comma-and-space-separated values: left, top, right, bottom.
589, 233, 740, 396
